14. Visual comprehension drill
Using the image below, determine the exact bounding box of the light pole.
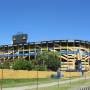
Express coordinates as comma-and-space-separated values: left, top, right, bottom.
0, 62, 3, 90
35, 44, 39, 90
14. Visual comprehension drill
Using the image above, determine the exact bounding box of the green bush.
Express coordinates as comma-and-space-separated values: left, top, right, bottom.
0, 62, 10, 69
12, 60, 32, 70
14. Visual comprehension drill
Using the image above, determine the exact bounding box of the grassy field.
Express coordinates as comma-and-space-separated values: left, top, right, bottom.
0, 78, 54, 88
0, 78, 72, 88
31, 78, 90, 90
0, 77, 89, 90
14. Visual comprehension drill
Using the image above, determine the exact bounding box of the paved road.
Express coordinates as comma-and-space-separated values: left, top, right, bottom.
2, 77, 90, 90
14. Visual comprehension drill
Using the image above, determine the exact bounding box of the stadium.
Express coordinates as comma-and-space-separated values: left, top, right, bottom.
0, 33, 90, 71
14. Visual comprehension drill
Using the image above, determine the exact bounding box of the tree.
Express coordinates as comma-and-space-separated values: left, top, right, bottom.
36, 51, 61, 71
46, 51, 60, 71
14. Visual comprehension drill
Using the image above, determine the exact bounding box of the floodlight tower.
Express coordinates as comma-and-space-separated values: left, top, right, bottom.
12, 32, 28, 45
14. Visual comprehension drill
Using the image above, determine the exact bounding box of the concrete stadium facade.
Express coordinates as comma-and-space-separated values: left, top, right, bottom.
0, 34, 90, 71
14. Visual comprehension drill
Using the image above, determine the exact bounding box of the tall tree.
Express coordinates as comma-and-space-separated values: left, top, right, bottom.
36, 51, 61, 71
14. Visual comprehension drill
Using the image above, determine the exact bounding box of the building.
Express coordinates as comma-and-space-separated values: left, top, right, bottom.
0, 33, 90, 71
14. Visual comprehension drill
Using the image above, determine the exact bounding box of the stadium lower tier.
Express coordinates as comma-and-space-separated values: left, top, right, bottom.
0, 45, 90, 71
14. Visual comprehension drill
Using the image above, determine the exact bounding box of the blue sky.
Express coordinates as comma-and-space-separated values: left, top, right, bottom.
0, 0, 90, 45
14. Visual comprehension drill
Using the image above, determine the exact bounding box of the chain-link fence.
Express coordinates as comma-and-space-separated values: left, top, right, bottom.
0, 64, 90, 90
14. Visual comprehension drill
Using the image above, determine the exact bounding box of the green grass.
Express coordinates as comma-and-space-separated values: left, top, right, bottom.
0, 77, 83, 89
30, 78, 90, 90
0, 78, 71, 88
0, 78, 53, 88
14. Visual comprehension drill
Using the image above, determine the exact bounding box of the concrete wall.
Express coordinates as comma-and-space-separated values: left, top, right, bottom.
0, 69, 56, 79
0, 69, 83, 79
